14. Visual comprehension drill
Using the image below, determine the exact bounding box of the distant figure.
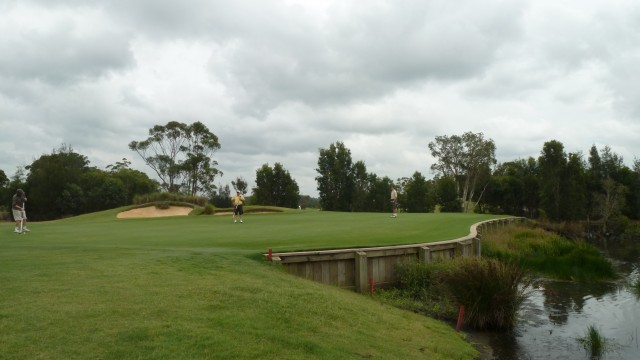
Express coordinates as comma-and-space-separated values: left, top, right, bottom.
12, 189, 30, 233
231, 191, 245, 223
390, 186, 398, 218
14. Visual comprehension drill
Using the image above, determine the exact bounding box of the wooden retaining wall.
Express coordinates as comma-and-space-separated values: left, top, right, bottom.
265, 217, 524, 293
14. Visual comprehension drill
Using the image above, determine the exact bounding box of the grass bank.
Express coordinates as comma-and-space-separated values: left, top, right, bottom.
482, 223, 616, 281
1, 209, 503, 359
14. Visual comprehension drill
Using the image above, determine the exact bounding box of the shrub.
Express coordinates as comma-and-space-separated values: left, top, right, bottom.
155, 201, 171, 210
390, 257, 532, 330
440, 257, 532, 330
133, 193, 207, 207
202, 203, 215, 215
0, 210, 11, 222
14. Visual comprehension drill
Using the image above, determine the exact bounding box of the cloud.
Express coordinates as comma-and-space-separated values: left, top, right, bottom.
1, 0, 640, 197
0, 3, 133, 85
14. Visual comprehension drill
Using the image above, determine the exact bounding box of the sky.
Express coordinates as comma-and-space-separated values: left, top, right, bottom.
1, 0, 640, 197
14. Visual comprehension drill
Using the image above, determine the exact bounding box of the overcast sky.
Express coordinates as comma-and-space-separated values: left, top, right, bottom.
1, 0, 639, 196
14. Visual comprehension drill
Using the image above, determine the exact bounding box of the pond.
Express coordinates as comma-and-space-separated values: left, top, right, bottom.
469, 244, 640, 360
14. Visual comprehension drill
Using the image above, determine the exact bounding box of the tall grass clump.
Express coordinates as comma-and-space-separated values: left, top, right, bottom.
441, 257, 532, 330
577, 325, 606, 358
385, 257, 532, 330
483, 225, 616, 281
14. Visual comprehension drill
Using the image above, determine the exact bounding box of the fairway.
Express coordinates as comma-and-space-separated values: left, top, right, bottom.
1, 209, 503, 359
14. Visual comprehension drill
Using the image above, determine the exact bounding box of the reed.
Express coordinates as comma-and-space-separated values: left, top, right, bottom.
577, 325, 606, 358
440, 257, 532, 330
483, 225, 616, 281
388, 257, 532, 330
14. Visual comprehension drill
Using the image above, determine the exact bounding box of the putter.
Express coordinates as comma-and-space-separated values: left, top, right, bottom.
20, 204, 25, 234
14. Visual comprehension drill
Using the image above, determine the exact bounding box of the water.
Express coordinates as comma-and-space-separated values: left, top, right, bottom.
470, 246, 640, 360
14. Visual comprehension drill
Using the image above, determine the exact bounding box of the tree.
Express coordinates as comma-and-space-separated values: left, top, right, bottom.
0, 169, 8, 211
110, 168, 158, 205
436, 176, 462, 212
232, 177, 249, 195
484, 158, 539, 217
351, 161, 369, 212
210, 183, 232, 208
594, 178, 627, 233
538, 140, 566, 221
106, 158, 132, 172
316, 142, 354, 211
0, 169, 8, 189
562, 152, 587, 220
129, 121, 221, 195
80, 169, 129, 213
26, 144, 90, 220
428, 132, 496, 212
181, 122, 222, 196
403, 172, 435, 212
365, 174, 394, 212
253, 163, 300, 208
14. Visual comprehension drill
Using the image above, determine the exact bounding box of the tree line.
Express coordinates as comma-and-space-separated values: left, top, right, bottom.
315, 134, 640, 239
3, 122, 640, 238
0, 122, 303, 220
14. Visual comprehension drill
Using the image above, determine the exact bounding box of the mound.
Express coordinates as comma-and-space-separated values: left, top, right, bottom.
117, 206, 192, 219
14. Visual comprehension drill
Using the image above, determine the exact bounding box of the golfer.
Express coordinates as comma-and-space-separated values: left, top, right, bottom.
390, 186, 398, 218
231, 191, 245, 223
12, 189, 30, 233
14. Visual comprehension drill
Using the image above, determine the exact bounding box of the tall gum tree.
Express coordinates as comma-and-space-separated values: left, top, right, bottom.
428, 132, 496, 212
129, 121, 221, 195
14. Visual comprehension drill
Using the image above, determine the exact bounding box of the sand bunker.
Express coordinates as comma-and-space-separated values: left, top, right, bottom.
117, 206, 193, 219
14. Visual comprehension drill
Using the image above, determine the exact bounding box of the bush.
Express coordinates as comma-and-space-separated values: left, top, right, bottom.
133, 193, 207, 207
390, 257, 532, 330
440, 257, 532, 330
202, 203, 215, 215
0, 210, 11, 222
155, 202, 171, 210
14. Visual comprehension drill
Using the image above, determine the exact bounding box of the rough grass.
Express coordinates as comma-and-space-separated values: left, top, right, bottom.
482, 224, 616, 281
383, 257, 532, 330
1, 210, 504, 359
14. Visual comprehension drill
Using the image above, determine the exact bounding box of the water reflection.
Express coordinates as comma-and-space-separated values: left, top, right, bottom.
471, 248, 640, 360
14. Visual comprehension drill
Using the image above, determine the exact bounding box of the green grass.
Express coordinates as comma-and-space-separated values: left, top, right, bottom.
0, 209, 504, 359
577, 325, 607, 358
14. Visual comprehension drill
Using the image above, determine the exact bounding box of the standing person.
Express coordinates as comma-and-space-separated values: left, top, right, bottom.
231, 191, 245, 223
12, 189, 30, 233
390, 186, 398, 218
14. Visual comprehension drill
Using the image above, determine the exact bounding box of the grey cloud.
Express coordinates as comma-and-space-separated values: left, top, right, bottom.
0, 10, 133, 85
213, 0, 525, 116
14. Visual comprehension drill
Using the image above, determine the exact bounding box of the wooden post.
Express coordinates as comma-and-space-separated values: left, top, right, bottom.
455, 242, 464, 258
355, 251, 368, 294
473, 237, 482, 257
419, 246, 431, 263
